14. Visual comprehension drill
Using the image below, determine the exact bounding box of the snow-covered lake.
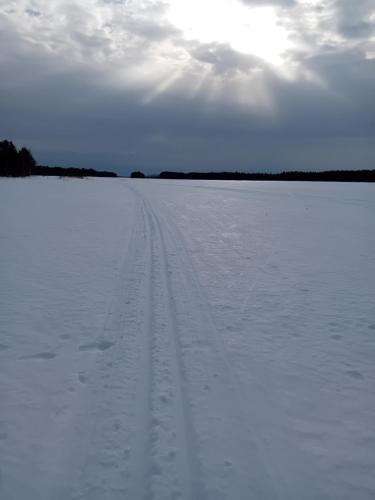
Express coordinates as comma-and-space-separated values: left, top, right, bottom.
1, 177, 374, 500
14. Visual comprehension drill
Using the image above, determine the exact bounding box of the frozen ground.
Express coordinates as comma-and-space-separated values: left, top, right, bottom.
0, 177, 374, 500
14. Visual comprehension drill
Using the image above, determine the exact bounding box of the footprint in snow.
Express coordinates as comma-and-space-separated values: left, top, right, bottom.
345, 370, 364, 380
78, 372, 88, 384
331, 334, 343, 341
59, 333, 71, 340
19, 352, 56, 360
78, 340, 114, 352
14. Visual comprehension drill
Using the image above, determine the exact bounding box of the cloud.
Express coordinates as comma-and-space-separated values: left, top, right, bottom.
189, 42, 265, 75
240, 0, 296, 7
334, 0, 375, 40
25, 8, 41, 17
0, 0, 374, 173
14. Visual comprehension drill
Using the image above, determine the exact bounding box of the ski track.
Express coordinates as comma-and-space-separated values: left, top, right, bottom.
139, 198, 198, 500
72, 187, 203, 500
155, 199, 329, 500
129, 186, 278, 500
148, 196, 280, 500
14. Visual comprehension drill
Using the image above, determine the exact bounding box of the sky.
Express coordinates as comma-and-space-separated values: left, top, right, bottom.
0, 0, 374, 175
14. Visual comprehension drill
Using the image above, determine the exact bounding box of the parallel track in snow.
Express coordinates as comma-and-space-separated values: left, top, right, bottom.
126, 187, 276, 500
127, 194, 201, 500
158, 197, 331, 500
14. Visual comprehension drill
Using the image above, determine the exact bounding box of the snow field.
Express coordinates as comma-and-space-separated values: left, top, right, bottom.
0, 177, 374, 499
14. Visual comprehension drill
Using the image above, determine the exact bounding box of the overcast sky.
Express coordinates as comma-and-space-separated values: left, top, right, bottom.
1, 0, 374, 174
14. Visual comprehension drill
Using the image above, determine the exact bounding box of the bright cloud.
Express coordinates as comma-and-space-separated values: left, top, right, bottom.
167, 0, 293, 65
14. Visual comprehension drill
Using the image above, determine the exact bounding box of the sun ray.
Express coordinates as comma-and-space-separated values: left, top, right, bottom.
167, 0, 293, 67
142, 68, 184, 103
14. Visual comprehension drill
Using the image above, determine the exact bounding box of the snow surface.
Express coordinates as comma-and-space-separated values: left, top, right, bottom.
0, 177, 374, 500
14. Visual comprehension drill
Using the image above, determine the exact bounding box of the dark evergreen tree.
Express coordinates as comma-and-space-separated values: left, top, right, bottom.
0, 140, 19, 176
18, 147, 36, 176
0, 140, 36, 177
130, 171, 145, 178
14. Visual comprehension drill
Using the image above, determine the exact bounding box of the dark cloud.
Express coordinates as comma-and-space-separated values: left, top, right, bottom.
0, 0, 374, 174
335, 0, 375, 39
25, 8, 41, 17
339, 21, 374, 39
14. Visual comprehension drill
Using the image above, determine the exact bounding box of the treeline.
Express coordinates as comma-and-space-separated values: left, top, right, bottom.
159, 170, 375, 182
35, 166, 117, 178
0, 140, 36, 177
0, 140, 117, 178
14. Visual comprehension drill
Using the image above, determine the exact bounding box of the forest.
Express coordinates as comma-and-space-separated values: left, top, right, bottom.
0, 140, 116, 178
159, 169, 375, 182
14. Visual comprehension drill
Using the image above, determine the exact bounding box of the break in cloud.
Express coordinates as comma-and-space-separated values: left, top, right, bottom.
0, 0, 374, 174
